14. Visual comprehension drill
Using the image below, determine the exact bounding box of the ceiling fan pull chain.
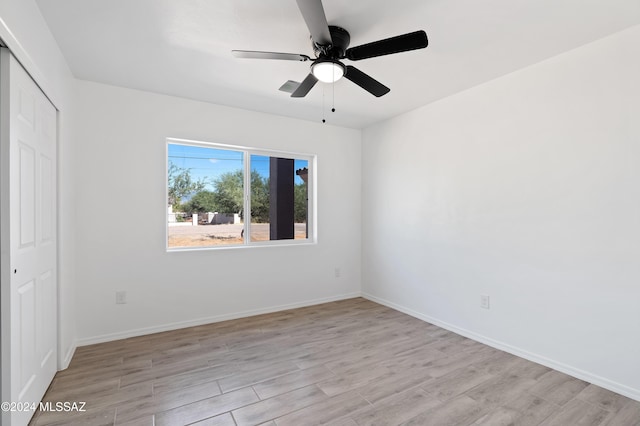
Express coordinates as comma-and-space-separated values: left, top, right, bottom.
322, 85, 326, 123
332, 69, 336, 113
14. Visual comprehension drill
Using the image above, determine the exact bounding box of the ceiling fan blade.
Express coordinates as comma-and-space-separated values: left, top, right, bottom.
345, 30, 428, 61
291, 73, 318, 98
279, 80, 300, 94
232, 50, 311, 61
344, 65, 390, 97
296, 0, 332, 46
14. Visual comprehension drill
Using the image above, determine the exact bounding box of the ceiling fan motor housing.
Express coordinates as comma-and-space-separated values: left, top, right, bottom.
313, 25, 350, 59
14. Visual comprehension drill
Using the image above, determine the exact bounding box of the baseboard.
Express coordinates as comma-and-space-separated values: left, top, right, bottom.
362, 292, 640, 402
76, 292, 362, 347
59, 339, 77, 370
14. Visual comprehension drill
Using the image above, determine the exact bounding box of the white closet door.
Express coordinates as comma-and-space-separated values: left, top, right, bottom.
1, 48, 58, 426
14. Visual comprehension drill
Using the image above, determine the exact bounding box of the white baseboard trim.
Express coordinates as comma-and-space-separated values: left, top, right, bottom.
76, 292, 362, 347
362, 292, 640, 402
59, 340, 77, 370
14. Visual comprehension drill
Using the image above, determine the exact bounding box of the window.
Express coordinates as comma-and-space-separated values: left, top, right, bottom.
166, 139, 314, 249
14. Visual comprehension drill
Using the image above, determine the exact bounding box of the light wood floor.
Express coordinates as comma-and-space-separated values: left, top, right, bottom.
30, 298, 639, 426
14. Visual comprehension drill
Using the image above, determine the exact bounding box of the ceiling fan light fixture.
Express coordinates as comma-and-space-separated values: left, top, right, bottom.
311, 59, 345, 83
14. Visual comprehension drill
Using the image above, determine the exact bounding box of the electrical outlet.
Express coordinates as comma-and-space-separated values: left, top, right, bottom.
334, 267, 341, 278
480, 294, 490, 309
116, 291, 127, 304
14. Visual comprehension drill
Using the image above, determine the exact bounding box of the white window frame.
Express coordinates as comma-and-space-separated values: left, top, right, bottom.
166, 137, 317, 251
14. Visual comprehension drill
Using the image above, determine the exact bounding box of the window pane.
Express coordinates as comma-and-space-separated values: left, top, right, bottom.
167, 143, 244, 248
249, 155, 270, 242
250, 155, 309, 242
294, 159, 309, 240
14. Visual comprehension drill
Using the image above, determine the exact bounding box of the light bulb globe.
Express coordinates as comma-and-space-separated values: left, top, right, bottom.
311, 60, 345, 83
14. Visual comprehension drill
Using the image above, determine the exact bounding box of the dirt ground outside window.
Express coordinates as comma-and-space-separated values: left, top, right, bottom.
168, 223, 307, 248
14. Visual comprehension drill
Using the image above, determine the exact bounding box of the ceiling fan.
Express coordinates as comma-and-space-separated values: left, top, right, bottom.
232, 0, 428, 98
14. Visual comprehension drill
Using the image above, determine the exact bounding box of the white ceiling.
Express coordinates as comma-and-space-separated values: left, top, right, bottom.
37, 0, 640, 129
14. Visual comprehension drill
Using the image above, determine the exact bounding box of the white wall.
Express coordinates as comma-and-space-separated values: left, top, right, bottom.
0, 0, 77, 369
362, 25, 640, 400
73, 81, 361, 343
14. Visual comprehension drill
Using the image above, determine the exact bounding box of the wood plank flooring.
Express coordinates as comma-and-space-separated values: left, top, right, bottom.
30, 298, 640, 425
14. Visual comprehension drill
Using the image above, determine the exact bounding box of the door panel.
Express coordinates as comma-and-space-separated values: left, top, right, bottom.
38, 270, 55, 368
17, 279, 35, 399
40, 155, 53, 242
17, 88, 35, 128
18, 143, 36, 248
1, 48, 58, 426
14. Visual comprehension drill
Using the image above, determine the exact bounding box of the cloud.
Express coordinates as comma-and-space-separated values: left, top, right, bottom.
209, 158, 219, 164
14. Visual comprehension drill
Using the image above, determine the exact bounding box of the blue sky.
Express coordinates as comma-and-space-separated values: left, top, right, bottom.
168, 143, 307, 190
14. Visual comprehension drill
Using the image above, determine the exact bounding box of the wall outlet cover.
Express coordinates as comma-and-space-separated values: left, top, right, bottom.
480, 294, 490, 309
116, 291, 127, 304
